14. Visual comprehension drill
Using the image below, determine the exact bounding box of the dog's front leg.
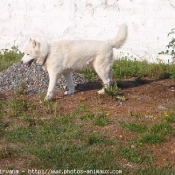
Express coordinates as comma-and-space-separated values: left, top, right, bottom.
45, 71, 58, 101
63, 72, 75, 95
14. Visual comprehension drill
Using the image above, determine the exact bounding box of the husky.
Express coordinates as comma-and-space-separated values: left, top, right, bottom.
21, 24, 128, 101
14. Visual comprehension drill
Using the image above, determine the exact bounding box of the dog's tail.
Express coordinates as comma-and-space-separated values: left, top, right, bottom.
109, 24, 128, 49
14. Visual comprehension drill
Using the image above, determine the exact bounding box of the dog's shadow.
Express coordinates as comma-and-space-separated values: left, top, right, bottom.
75, 81, 102, 92
75, 78, 166, 93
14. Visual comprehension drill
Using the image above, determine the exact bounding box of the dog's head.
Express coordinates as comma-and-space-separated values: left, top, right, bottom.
21, 38, 47, 67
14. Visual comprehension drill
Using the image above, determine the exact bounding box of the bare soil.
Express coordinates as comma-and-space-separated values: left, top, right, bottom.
52, 78, 175, 117
1, 77, 175, 170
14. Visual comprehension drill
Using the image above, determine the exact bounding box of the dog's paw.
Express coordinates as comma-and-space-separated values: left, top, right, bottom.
44, 96, 52, 101
63, 85, 67, 89
64, 90, 74, 95
97, 89, 105, 95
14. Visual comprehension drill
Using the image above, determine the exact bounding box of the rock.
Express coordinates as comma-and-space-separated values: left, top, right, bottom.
0, 63, 85, 94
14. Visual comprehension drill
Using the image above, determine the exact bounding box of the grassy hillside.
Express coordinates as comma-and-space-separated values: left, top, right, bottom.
0, 50, 175, 174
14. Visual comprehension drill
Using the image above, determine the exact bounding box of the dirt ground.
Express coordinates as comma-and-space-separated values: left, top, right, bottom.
51, 77, 175, 168
1, 77, 175, 170
50, 78, 175, 117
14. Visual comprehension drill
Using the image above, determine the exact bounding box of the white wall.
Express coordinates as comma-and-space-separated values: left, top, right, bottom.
0, 0, 175, 62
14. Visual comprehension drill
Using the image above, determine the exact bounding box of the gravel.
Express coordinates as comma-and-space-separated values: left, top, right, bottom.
0, 63, 85, 94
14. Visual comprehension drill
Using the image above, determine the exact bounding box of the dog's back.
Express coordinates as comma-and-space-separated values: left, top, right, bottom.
49, 40, 112, 69
49, 24, 128, 70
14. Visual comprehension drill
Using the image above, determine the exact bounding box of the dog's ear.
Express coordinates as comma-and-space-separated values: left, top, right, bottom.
32, 40, 40, 50
35, 42, 40, 50
32, 40, 37, 48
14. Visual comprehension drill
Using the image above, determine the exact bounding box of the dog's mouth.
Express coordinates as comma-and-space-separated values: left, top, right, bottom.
26, 59, 34, 67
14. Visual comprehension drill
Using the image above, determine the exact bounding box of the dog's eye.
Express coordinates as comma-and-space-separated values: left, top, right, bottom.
27, 53, 30, 56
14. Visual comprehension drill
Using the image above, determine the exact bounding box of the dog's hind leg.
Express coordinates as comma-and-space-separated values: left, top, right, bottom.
45, 70, 58, 101
63, 72, 75, 95
93, 55, 113, 94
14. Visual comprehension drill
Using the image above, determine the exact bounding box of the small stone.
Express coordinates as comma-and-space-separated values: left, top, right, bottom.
0, 63, 85, 93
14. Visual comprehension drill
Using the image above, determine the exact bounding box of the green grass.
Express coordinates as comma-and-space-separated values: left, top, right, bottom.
93, 112, 109, 126
118, 146, 153, 164
0, 146, 16, 159
150, 122, 174, 135
122, 122, 148, 133
139, 134, 165, 145
104, 83, 123, 100
81, 68, 97, 82
112, 58, 175, 79
1, 52, 175, 174
163, 112, 175, 123
0, 46, 23, 71
138, 122, 174, 145
86, 133, 103, 145
4, 116, 118, 170
74, 104, 95, 121
0, 91, 175, 174
80, 57, 175, 82
122, 120, 175, 145
136, 166, 175, 175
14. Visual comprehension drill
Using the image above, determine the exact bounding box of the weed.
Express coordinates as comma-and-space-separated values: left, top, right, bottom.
19, 172, 27, 175
0, 46, 23, 71
87, 134, 102, 145
93, 112, 109, 126
42, 100, 58, 116
118, 146, 152, 164
112, 58, 175, 79
139, 134, 165, 145
0, 119, 9, 137
135, 113, 146, 119
159, 28, 175, 78
73, 104, 95, 121
163, 111, 175, 123
170, 69, 175, 79
137, 165, 175, 175
122, 122, 148, 133
16, 82, 28, 95
112, 58, 143, 78
23, 115, 36, 127
137, 122, 174, 145
75, 104, 90, 114
81, 68, 96, 82
159, 28, 175, 60
30, 144, 121, 170
104, 83, 125, 100
150, 122, 174, 136
7, 98, 28, 117
0, 102, 4, 117
0, 146, 16, 159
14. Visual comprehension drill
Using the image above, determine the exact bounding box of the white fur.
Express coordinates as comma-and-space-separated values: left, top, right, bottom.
21, 24, 128, 101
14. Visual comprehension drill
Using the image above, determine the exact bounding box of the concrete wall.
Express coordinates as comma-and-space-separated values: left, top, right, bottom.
0, 0, 175, 62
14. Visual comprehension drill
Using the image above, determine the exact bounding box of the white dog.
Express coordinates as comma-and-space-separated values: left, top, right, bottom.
21, 24, 128, 101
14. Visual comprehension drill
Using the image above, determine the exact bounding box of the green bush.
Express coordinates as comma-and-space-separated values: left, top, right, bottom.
159, 28, 175, 60
0, 46, 23, 71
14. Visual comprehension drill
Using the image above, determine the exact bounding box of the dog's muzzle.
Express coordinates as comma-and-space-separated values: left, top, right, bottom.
26, 59, 34, 67
21, 59, 35, 67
